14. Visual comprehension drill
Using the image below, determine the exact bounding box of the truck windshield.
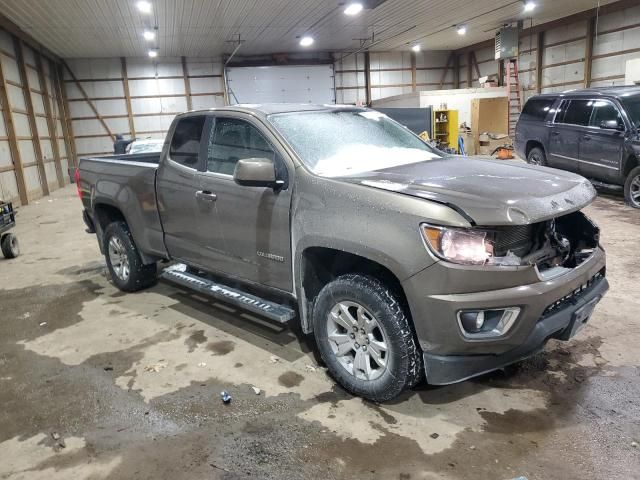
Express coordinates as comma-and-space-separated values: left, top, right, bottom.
268, 110, 442, 177
620, 97, 640, 128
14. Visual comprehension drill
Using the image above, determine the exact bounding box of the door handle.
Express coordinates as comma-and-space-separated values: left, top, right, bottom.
551, 131, 560, 136
195, 190, 217, 202
583, 134, 592, 140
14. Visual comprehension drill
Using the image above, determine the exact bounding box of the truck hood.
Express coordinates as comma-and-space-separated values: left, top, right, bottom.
337, 157, 597, 226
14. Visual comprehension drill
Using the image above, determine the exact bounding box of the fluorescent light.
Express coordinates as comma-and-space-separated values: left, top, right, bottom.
344, 3, 363, 15
456, 25, 467, 35
143, 30, 155, 41
136, 1, 152, 14
300, 36, 314, 47
523, 1, 536, 12
412, 44, 421, 52
148, 49, 158, 58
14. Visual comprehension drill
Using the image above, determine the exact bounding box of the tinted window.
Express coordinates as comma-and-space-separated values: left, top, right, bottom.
553, 100, 569, 124
520, 98, 555, 121
169, 116, 206, 168
620, 97, 640, 128
562, 100, 594, 126
590, 100, 624, 129
206, 118, 275, 175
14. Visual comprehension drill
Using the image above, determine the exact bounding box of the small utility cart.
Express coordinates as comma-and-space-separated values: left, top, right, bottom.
0, 200, 19, 259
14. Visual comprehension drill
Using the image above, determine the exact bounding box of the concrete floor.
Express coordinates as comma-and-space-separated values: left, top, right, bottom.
0, 185, 639, 480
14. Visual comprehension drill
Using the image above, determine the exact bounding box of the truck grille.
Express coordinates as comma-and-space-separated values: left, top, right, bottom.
492, 224, 538, 257
541, 268, 605, 318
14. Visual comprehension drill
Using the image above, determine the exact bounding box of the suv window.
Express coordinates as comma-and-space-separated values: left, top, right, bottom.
206, 118, 275, 175
169, 116, 206, 168
590, 100, 624, 129
520, 98, 555, 122
562, 100, 594, 126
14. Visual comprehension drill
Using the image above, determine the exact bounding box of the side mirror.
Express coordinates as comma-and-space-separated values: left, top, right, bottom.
233, 157, 278, 188
600, 119, 625, 131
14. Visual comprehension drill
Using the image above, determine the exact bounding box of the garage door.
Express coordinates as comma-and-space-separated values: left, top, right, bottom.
226, 65, 335, 105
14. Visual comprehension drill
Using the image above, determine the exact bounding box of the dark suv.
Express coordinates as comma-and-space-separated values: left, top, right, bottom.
515, 87, 640, 207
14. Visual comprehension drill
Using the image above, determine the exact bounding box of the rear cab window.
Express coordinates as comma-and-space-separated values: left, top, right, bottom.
169, 115, 207, 169
520, 97, 556, 122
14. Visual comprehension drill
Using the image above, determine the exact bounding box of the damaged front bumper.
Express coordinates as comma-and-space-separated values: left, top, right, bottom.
402, 246, 608, 385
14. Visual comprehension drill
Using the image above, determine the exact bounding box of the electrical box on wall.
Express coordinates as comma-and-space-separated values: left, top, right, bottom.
495, 27, 519, 60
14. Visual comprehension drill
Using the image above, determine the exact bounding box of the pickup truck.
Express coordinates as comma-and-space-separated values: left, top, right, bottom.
78, 104, 608, 401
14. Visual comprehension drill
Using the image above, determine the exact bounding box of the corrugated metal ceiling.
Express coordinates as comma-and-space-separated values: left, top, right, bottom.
0, 0, 618, 58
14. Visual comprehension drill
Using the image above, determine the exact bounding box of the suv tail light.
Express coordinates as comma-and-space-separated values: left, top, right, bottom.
75, 168, 81, 198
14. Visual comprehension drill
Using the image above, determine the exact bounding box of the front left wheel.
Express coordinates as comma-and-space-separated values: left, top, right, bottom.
104, 221, 157, 292
312, 274, 423, 402
624, 165, 640, 209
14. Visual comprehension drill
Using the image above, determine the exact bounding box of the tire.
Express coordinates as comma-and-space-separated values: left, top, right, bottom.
312, 274, 423, 402
624, 165, 640, 209
1, 233, 19, 259
103, 221, 157, 292
527, 146, 547, 166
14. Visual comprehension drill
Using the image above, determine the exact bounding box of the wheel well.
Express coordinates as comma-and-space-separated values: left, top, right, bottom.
302, 247, 409, 316
93, 204, 126, 232
623, 155, 638, 178
525, 140, 544, 158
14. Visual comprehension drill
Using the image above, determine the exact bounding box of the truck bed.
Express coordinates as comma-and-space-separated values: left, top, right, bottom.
79, 153, 167, 259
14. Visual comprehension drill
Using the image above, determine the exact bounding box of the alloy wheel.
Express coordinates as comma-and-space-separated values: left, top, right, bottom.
108, 236, 130, 281
630, 175, 640, 208
326, 301, 389, 381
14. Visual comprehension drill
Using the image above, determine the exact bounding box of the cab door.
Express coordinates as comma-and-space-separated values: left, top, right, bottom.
156, 114, 208, 265
548, 99, 593, 173
192, 114, 294, 293
579, 99, 625, 182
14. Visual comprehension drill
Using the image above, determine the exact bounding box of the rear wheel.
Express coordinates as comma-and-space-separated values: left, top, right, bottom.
527, 146, 547, 166
624, 165, 640, 209
104, 221, 157, 292
1, 233, 19, 259
312, 274, 422, 402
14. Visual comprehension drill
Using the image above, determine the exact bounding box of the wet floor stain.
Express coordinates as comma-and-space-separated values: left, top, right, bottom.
184, 330, 207, 352
278, 371, 305, 388
206, 340, 235, 355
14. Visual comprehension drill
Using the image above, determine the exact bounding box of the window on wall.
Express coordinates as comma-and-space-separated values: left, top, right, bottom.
206, 118, 275, 175
561, 100, 594, 126
169, 115, 206, 168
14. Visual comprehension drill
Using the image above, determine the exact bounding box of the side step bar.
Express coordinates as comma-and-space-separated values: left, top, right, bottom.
590, 179, 623, 191
160, 264, 296, 324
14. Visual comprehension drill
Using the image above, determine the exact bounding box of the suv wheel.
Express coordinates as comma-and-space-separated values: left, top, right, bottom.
104, 221, 157, 292
624, 165, 640, 209
527, 146, 547, 166
312, 274, 422, 402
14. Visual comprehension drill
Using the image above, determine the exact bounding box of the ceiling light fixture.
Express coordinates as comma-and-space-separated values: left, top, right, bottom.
344, 3, 364, 16
412, 44, 421, 52
456, 25, 467, 35
136, 1, 152, 14
148, 49, 158, 58
300, 36, 314, 47
143, 30, 156, 41
523, 1, 536, 12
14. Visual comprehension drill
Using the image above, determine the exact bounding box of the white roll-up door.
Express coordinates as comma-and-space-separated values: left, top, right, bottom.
226, 65, 335, 105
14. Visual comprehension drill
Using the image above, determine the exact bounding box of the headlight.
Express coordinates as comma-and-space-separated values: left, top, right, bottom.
420, 224, 493, 265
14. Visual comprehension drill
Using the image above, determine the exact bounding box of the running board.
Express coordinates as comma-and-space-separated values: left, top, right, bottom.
161, 264, 295, 323
590, 179, 623, 191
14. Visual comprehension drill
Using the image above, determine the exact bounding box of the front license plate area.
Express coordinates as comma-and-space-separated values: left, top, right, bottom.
567, 296, 600, 338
